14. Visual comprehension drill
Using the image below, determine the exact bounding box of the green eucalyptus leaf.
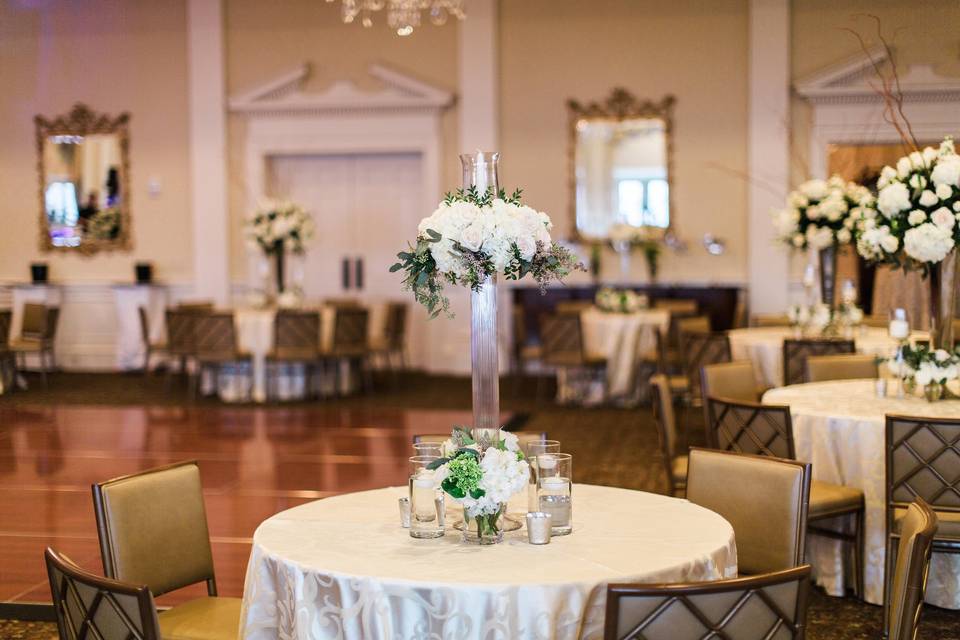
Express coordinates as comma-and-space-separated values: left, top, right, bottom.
389, 263, 403, 273
426, 457, 450, 470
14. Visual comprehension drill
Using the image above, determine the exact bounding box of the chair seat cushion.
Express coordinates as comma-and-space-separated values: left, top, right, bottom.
809, 481, 863, 518
671, 455, 688, 482
8, 338, 43, 352
158, 596, 242, 640
520, 345, 542, 360
894, 507, 960, 539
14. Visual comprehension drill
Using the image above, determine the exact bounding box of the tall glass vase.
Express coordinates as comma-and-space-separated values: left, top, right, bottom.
928, 248, 958, 350
461, 152, 501, 448
818, 244, 838, 308
272, 240, 286, 294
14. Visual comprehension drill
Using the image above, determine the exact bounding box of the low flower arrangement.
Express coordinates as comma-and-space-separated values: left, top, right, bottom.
887, 344, 960, 401
426, 427, 529, 543
787, 302, 863, 336
774, 176, 874, 250
244, 199, 314, 255
608, 222, 662, 278
595, 287, 648, 314
855, 138, 960, 270
391, 187, 582, 317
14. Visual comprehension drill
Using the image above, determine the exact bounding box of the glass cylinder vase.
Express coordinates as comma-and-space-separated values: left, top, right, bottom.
462, 504, 506, 545
928, 248, 958, 351
818, 244, 838, 308
461, 152, 501, 448
272, 240, 286, 295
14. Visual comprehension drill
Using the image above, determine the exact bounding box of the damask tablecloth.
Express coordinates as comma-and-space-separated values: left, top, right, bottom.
240, 484, 737, 640
729, 326, 924, 388
764, 379, 960, 608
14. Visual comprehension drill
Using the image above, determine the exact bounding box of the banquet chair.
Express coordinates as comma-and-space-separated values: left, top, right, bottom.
267, 309, 321, 399
323, 306, 371, 394
92, 461, 242, 640
700, 360, 762, 405
511, 305, 542, 377
656, 314, 711, 376
805, 353, 878, 382
650, 374, 686, 497
603, 565, 811, 640
885, 499, 939, 640
45, 547, 162, 640
539, 311, 608, 403
750, 313, 791, 328
686, 448, 810, 575
653, 298, 698, 314
176, 300, 215, 311
193, 311, 252, 399
165, 308, 199, 389
556, 300, 593, 313
138, 306, 167, 376
705, 396, 866, 597
884, 415, 960, 636
679, 331, 731, 407
9, 303, 59, 389
380, 302, 409, 371
782, 338, 855, 386
0, 309, 13, 391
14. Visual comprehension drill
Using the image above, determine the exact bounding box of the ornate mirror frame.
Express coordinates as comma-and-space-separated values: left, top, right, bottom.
566, 89, 676, 241
35, 103, 132, 255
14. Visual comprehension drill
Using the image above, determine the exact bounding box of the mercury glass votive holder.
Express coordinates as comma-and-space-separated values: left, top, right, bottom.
525, 512, 553, 545
398, 497, 411, 528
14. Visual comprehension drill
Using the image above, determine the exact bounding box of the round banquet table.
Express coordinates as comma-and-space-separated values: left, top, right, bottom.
763, 379, 960, 608
557, 308, 670, 405
239, 484, 737, 640
729, 326, 925, 388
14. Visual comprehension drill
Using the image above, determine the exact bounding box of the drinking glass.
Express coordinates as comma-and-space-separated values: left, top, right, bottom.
537, 452, 572, 536
409, 456, 444, 539
412, 441, 443, 458
526, 440, 561, 512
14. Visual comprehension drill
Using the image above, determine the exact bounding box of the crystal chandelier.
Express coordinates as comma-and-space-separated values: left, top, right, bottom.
325, 0, 466, 36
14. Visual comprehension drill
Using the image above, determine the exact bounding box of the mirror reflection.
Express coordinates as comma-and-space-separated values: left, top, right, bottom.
568, 90, 675, 240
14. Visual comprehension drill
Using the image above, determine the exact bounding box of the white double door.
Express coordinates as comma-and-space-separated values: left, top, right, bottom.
267, 152, 426, 364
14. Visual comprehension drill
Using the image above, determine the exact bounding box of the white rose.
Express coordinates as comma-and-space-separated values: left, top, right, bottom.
931, 156, 960, 187
935, 349, 951, 363
931, 207, 955, 231
955, 202, 960, 213
836, 228, 852, 244
792, 233, 805, 248
877, 182, 912, 218
909, 174, 928, 191
903, 223, 955, 263
908, 210, 927, 226
787, 191, 809, 208
940, 137, 956, 155
515, 236, 537, 261
919, 190, 939, 207
806, 204, 821, 220
878, 166, 897, 189
800, 179, 829, 201
897, 156, 913, 177
936, 183, 953, 200
909, 151, 926, 168
459, 222, 485, 252
923, 147, 939, 165
880, 233, 900, 253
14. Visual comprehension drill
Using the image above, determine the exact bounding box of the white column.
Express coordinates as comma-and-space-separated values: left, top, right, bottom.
187, 0, 230, 305
458, 0, 498, 152
747, 0, 790, 313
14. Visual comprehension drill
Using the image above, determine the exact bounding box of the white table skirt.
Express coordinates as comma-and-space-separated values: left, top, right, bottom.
764, 379, 960, 608
557, 308, 669, 405
113, 285, 167, 370
240, 484, 737, 640
729, 326, 924, 388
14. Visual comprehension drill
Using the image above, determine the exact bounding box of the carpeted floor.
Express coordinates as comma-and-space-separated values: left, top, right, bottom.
1, 371, 958, 639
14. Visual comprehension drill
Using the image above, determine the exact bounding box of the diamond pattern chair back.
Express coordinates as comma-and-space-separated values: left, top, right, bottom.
46, 547, 162, 640
384, 302, 408, 351
782, 338, 855, 386
686, 448, 810, 575
886, 414, 960, 512
706, 396, 796, 460
680, 332, 731, 404
165, 309, 196, 357
0, 309, 10, 347
650, 374, 679, 463
540, 312, 586, 366
887, 499, 938, 640
604, 565, 811, 640
332, 307, 369, 354
274, 310, 321, 355
194, 312, 238, 361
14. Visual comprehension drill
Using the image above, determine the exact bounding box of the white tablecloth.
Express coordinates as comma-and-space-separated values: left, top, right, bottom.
113, 285, 167, 370
763, 379, 960, 608
240, 484, 737, 640
729, 326, 923, 388
558, 308, 669, 405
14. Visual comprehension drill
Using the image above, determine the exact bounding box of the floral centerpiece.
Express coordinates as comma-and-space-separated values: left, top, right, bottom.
595, 287, 648, 314
887, 344, 960, 402
426, 427, 529, 544
87, 207, 121, 240
787, 302, 863, 337
608, 222, 662, 281
854, 138, 960, 349
244, 199, 314, 294
774, 176, 874, 305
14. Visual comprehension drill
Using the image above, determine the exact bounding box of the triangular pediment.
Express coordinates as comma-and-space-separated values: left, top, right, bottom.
229, 63, 455, 114
795, 46, 960, 104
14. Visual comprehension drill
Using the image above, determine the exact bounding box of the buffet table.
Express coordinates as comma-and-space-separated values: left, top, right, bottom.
240, 484, 737, 640
764, 379, 960, 608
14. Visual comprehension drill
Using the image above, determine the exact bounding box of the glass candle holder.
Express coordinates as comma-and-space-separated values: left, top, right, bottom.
526, 440, 561, 512
409, 456, 444, 539
412, 441, 443, 458
537, 453, 572, 536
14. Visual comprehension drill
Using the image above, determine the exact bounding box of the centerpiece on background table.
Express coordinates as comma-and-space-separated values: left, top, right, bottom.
608, 222, 662, 282
244, 199, 314, 299
773, 176, 874, 306
391, 152, 581, 543
887, 344, 960, 402
595, 287, 648, 314
855, 137, 960, 351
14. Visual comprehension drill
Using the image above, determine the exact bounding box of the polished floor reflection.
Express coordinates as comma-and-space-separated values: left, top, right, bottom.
0, 404, 487, 606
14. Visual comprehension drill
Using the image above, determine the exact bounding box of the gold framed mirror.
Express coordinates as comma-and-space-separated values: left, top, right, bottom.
35, 103, 132, 254
567, 89, 675, 241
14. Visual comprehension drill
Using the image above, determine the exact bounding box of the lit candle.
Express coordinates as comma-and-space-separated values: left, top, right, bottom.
802, 265, 816, 288
889, 319, 910, 340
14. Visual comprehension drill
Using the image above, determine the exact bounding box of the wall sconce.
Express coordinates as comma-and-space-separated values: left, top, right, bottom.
703, 234, 726, 256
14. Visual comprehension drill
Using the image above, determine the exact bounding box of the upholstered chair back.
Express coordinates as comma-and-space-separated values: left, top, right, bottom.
701, 361, 758, 404
686, 448, 810, 575
705, 397, 796, 459
92, 461, 217, 597
21, 303, 47, 339
805, 353, 878, 382
887, 500, 938, 640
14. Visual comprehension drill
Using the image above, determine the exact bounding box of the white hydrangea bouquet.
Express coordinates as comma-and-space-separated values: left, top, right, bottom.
244, 199, 314, 255
855, 138, 960, 268
426, 427, 529, 543
786, 302, 862, 337
887, 344, 960, 401
391, 187, 582, 317
774, 176, 874, 250
595, 287, 648, 314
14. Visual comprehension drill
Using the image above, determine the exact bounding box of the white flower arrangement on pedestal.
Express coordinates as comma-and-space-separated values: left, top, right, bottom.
244, 199, 314, 255
774, 176, 874, 250
391, 187, 583, 317
595, 288, 648, 314
854, 138, 960, 269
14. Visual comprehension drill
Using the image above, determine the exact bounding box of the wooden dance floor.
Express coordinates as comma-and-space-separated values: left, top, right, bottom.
0, 404, 487, 607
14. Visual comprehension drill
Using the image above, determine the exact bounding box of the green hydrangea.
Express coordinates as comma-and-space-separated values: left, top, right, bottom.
447, 455, 483, 493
